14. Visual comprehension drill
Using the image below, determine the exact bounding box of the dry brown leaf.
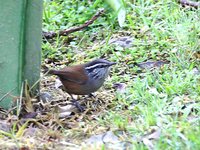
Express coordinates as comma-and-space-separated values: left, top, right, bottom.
113, 83, 127, 93
24, 81, 34, 113
142, 127, 161, 150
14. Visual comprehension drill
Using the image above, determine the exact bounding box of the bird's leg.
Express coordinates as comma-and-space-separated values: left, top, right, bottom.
88, 93, 96, 98
88, 93, 102, 101
70, 94, 85, 112
87, 93, 102, 110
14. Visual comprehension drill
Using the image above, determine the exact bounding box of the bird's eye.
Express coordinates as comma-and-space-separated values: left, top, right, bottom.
99, 64, 108, 68
99, 65, 104, 68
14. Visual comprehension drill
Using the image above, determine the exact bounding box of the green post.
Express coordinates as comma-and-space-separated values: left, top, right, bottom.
0, 0, 43, 109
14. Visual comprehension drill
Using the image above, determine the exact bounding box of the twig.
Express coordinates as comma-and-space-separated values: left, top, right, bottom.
179, 0, 200, 8
43, 9, 105, 39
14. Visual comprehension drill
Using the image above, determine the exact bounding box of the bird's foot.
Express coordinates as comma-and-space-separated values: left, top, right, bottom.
71, 99, 85, 112
88, 93, 96, 98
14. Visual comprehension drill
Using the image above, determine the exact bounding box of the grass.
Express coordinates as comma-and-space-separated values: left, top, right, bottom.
41, 0, 200, 149
1, 0, 199, 149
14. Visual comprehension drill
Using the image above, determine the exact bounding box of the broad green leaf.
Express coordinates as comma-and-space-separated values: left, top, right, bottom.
105, 0, 126, 27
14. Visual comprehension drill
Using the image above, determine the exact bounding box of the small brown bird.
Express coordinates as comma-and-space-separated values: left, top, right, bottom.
49, 59, 116, 111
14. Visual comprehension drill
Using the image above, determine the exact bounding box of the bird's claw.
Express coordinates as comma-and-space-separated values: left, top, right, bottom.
71, 100, 85, 112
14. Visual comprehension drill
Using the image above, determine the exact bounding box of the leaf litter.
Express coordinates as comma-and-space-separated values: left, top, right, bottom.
0, 64, 117, 149
0, 31, 199, 149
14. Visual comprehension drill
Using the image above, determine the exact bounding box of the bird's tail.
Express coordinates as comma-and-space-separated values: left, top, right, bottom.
42, 65, 58, 75
48, 69, 60, 75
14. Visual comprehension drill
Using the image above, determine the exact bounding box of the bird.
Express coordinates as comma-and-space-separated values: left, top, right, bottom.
48, 59, 116, 111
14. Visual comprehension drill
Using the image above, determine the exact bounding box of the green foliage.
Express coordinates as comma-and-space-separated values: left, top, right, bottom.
105, 0, 126, 27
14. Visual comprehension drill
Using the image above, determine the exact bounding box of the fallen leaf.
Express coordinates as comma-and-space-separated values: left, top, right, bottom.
58, 105, 76, 113
0, 120, 11, 132
113, 83, 127, 93
109, 36, 134, 48
22, 112, 38, 119
40, 92, 52, 103
85, 133, 104, 145
142, 127, 161, 150
142, 138, 154, 150
59, 112, 72, 118
24, 126, 40, 137
102, 131, 120, 144
55, 78, 63, 89
137, 60, 169, 69
85, 131, 120, 146
146, 129, 161, 140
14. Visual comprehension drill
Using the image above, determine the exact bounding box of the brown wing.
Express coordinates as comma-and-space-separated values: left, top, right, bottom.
49, 65, 88, 84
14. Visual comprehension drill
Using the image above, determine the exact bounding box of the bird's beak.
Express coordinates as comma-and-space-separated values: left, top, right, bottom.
109, 62, 117, 66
